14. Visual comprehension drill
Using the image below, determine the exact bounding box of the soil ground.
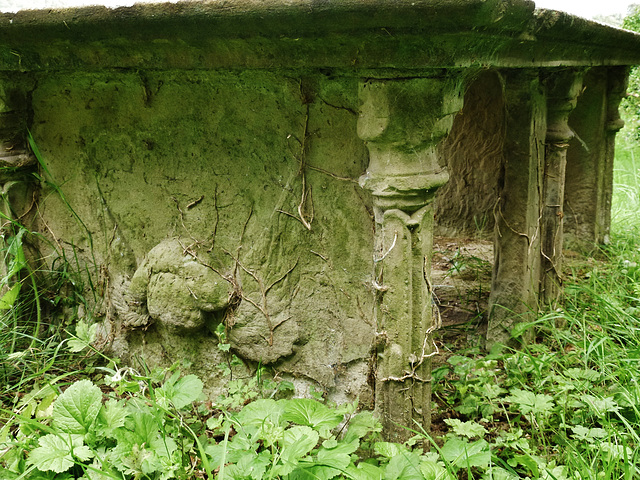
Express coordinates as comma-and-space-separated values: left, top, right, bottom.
431, 237, 493, 348
430, 237, 494, 440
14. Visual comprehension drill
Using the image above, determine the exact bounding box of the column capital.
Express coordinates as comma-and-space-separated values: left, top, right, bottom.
605, 66, 629, 132
0, 81, 35, 172
542, 69, 585, 144
357, 76, 464, 212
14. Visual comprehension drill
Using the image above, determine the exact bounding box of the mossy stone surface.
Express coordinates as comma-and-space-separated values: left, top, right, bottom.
32, 68, 374, 396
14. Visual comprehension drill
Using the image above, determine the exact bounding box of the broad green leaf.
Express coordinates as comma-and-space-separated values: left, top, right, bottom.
283, 398, 344, 433
319, 438, 359, 458
444, 419, 487, 439
282, 425, 320, 458
571, 425, 607, 442
289, 464, 341, 480
96, 399, 128, 438
206, 414, 224, 431
293, 438, 360, 480
28, 434, 90, 473
0, 283, 20, 310
156, 373, 203, 410
440, 438, 490, 469
345, 462, 384, 480
600, 441, 634, 461
237, 399, 285, 427
207, 430, 260, 468
68, 322, 98, 353
145, 436, 178, 473
3, 230, 27, 283
53, 380, 103, 434
344, 411, 383, 443
322, 438, 339, 449
541, 463, 568, 480
84, 459, 121, 480
121, 409, 159, 447
564, 368, 600, 382
481, 466, 520, 480
504, 388, 554, 416
478, 383, 507, 399
508, 453, 539, 476
276, 425, 319, 475
374, 442, 404, 459
582, 395, 620, 415
384, 451, 423, 480
222, 451, 271, 480
420, 459, 454, 480
74, 444, 93, 462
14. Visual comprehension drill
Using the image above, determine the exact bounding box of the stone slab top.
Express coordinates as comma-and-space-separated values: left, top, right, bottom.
1, 0, 639, 73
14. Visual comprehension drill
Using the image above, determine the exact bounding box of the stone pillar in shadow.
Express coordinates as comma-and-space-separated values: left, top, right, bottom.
564, 67, 629, 249
0, 74, 36, 292
600, 67, 628, 244
539, 69, 583, 306
0, 76, 35, 217
487, 70, 546, 348
358, 76, 463, 442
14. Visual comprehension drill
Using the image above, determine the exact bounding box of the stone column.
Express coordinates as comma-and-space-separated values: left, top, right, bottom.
0, 74, 36, 292
0, 76, 35, 209
564, 67, 629, 249
539, 69, 583, 305
357, 76, 463, 441
599, 67, 628, 245
487, 70, 546, 347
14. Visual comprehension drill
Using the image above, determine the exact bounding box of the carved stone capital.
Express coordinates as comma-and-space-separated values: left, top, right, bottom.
0, 83, 34, 170
543, 69, 585, 144
357, 76, 464, 212
0, 78, 36, 230
605, 66, 629, 133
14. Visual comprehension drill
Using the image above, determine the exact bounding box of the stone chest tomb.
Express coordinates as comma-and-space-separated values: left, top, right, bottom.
1, 0, 640, 441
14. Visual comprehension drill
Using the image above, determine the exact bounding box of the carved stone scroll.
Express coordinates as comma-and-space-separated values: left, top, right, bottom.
358, 76, 463, 441
540, 69, 584, 305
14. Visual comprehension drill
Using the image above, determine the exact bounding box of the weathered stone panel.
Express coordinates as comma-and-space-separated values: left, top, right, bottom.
565, 66, 627, 250
31, 69, 375, 400
435, 70, 505, 239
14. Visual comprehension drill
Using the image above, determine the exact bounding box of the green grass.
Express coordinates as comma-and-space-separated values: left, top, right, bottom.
612, 139, 640, 236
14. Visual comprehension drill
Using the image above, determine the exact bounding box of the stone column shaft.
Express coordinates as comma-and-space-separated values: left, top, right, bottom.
600, 67, 628, 244
564, 66, 629, 249
540, 69, 583, 305
0, 75, 36, 294
358, 76, 463, 441
487, 70, 546, 347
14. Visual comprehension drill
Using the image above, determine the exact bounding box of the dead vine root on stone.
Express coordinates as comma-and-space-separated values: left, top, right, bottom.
378, 257, 443, 385
280, 83, 314, 230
